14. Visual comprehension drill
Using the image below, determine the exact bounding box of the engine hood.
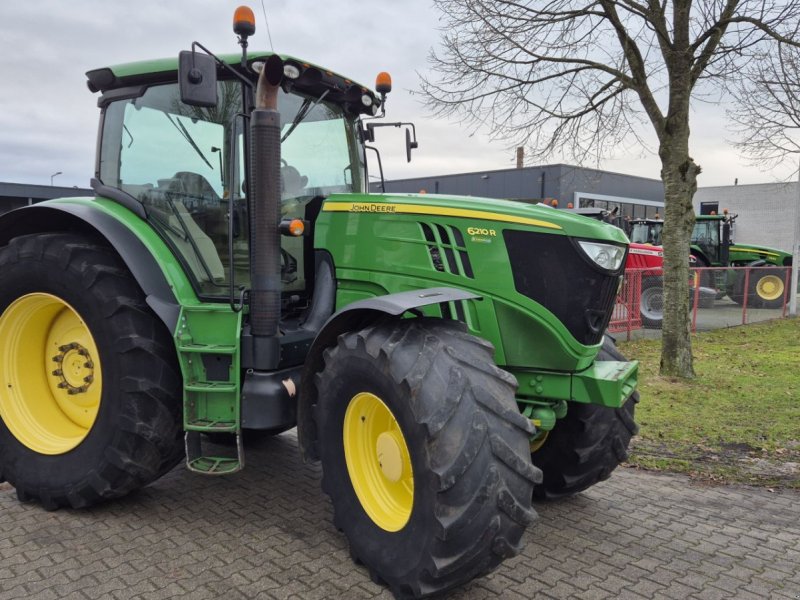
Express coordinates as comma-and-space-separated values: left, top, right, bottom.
325, 192, 630, 245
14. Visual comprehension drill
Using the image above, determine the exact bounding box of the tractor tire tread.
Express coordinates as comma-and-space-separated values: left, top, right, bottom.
0, 233, 182, 510
531, 337, 638, 501
315, 319, 539, 599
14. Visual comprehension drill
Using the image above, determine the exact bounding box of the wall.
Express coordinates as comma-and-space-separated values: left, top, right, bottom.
694, 182, 798, 253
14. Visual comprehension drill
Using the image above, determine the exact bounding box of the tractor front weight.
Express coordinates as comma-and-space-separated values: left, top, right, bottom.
509, 357, 639, 412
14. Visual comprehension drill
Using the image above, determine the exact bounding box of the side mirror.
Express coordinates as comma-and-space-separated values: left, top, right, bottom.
405, 128, 418, 163
179, 50, 218, 107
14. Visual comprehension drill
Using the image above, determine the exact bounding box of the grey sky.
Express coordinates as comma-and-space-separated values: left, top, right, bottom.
0, 1, 794, 190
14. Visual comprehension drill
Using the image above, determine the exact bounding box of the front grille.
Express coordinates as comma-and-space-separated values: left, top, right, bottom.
419, 223, 475, 278
503, 230, 624, 345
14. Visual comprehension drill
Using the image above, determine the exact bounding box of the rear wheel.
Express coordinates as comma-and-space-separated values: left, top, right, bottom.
639, 277, 663, 328
691, 255, 715, 290
531, 337, 639, 501
0, 233, 183, 509
314, 319, 540, 598
727, 270, 746, 305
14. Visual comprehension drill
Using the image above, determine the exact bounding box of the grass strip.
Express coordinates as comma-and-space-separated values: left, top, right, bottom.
618, 318, 800, 488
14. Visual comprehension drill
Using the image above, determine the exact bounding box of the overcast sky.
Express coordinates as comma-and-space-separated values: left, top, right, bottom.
0, 1, 795, 190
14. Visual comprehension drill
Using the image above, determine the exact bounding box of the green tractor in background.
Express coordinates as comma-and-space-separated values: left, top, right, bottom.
0, 8, 638, 598
630, 212, 793, 309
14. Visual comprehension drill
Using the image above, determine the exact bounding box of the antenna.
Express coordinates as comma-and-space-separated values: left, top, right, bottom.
260, 0, 275, 51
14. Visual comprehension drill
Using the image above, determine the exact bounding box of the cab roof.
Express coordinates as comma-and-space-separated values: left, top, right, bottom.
85, 51, 379, 114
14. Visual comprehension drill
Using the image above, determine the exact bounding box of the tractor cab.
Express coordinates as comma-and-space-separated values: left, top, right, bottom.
89, 53, 374, 309
629, 217, 664, 245
691, 213, 735, 266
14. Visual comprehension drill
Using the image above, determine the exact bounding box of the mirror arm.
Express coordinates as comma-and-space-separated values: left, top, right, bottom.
191, 41, 254, 89
364, 122, 417, 143
365, 145, 385, 193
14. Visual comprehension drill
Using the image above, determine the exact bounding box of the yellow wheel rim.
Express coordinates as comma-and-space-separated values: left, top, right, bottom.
755, 275, 784, 302
0, 293, 102, 454
343, 392, 414, 532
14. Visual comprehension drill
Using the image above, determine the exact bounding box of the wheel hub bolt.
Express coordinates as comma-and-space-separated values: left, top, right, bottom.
50, 342, 94, 394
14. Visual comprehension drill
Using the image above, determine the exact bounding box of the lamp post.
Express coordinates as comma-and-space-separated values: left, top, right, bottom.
790, 161, 800, 316
50, 171, 62, 186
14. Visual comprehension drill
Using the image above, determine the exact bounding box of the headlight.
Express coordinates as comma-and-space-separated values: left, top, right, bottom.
578, 241, 625, 271
283, 64, 301, 80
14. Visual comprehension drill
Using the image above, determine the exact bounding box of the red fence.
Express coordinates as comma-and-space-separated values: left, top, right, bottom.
609, 265, 794, 340
609, 269, 642, 336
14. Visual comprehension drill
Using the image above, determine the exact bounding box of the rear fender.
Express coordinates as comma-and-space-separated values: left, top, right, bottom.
0, 203, 182, 333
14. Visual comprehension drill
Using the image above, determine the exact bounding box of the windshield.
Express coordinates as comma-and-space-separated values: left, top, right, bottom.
630, 222, 663, 245
99, 80, 364, 298
278, 93, 364, 198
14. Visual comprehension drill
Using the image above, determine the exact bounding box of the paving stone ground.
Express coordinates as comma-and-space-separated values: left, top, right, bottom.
1, 431, 798, 600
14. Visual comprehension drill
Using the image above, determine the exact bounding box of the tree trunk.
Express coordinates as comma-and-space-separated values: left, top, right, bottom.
659, 134, 698, 378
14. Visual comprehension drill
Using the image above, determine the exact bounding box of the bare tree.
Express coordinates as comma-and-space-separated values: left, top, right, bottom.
420, 0, 800, 378
728, 43, 800, 316
729, 43, 800, 170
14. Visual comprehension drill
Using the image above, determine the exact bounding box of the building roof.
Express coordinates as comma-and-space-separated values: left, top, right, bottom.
0, 181, 93, 200
387, 163, 662, 185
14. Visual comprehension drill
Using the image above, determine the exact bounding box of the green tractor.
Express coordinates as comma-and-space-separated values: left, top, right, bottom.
0, 9, 638, 598
630, 212, 793, 309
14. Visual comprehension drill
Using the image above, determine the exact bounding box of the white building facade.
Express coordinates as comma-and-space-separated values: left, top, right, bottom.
694, 182, 799, 253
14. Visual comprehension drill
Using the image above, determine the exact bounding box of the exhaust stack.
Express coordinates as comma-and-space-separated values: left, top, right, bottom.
249, 55, 284, 349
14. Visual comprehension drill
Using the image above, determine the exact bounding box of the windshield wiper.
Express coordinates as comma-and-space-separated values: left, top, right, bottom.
281, 90, 330, 143
164, 112, 214, 171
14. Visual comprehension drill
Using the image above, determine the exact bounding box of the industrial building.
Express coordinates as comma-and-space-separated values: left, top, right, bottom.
0, 182, 93, 216
378, 164, 666, 223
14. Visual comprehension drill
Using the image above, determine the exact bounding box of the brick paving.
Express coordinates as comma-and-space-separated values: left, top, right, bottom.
1, 431, 798, 599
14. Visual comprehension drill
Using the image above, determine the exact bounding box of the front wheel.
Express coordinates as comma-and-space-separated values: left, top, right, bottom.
531, 337, 639, 501
749, 268, 788, 309
729, 267, 788, 309
314, 319, 540, 599
0, 233, 183, 509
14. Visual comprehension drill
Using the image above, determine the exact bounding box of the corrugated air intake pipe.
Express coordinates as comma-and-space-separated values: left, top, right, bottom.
249, 55, 284, 342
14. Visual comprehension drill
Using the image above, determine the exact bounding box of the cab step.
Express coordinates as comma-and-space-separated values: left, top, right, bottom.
177, 342, 237, 355
185, 430, 244, 475
175, 306, 243, 476
184, 418, 237, 432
